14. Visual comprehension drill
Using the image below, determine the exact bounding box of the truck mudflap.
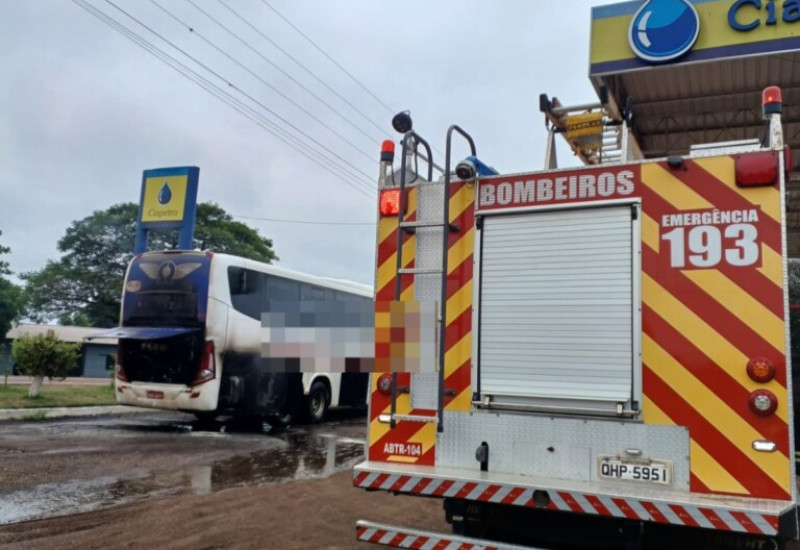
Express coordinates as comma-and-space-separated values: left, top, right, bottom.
354, 462, 796, 538
356, 520, 547, 550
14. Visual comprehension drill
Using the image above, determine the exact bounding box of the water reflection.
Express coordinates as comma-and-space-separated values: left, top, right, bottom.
0, 427, 364, 525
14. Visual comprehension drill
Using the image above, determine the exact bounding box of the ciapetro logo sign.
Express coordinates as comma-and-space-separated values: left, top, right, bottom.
629, 0, 700, 62
728, 0, 800, 31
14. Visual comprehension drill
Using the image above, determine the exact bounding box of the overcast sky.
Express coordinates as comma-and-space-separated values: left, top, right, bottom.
1, 0, 618, 287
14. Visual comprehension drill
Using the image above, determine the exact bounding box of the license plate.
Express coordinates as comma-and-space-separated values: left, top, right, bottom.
598, 456, 672, 485
146, 391, 164, 399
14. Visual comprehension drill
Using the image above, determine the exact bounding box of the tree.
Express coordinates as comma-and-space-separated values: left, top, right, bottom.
0, 230, 26, 339
23, 202, 277, 327
11, 330, 81, 398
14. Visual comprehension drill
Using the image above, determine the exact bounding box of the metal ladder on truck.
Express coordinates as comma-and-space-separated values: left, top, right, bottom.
539, 87, 638, 168
387, 126, 479, 433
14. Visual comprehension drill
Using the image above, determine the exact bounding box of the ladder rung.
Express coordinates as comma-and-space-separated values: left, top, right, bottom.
399, 220, 445, 229
378, 413, 439, 424
398, 267, 442, 275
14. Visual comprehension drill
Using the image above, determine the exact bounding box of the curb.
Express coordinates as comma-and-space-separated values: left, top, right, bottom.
0, 405, 157, 421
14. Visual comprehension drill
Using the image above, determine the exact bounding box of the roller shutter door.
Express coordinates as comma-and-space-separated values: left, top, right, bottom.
478, 205, 635, 406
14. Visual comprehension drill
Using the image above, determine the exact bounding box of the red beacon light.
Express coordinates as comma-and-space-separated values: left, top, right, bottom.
381, 140, 395, 163
762, 85, 783, 117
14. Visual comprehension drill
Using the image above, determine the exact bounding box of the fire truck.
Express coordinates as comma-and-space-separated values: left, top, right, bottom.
354, 85, 797, 549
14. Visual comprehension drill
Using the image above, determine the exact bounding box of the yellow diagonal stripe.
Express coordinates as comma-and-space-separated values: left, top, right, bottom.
690, 440, 749, 495
445, 280, 472, 326
642, 213, 659, 252
447, 227, 474, 275
407, 423, 437, 456
642, 395, 749, 495
444, 333, 471, 379
645, 334, 790, 491
378, 217, 397, 244
642, 163, 713, 210
642, 273, 788, 423
447, 387, 472, 412
377, 238, 416, 294
683, 270, 784, 353
449, 184, 475, 223
692, 156, 781, 224
759, 245, 783, 288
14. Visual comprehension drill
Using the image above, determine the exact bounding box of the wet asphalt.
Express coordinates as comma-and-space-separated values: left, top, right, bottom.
0, 409, 367, 525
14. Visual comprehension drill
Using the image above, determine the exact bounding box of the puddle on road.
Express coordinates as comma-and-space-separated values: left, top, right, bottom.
0, 426, 365, 525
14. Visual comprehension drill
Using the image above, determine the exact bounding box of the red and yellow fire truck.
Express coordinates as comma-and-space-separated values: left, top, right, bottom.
354, 86, 797, 549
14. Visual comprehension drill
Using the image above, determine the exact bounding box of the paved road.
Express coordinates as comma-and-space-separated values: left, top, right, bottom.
0, 409, 366, 525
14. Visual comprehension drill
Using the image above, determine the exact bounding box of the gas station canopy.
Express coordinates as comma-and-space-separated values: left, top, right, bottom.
587, 0, 800, 253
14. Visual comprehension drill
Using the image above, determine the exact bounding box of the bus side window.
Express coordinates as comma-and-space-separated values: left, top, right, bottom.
300, 285, 327, 301
228, 267, 266, 320
265, 275, 300, 310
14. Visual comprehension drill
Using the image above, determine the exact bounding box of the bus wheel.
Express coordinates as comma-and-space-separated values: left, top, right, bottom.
305, 380, 329, 424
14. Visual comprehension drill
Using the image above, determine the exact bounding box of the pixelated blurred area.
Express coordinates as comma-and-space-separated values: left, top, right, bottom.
261, 301, 375, 373
374, 300, 437, 373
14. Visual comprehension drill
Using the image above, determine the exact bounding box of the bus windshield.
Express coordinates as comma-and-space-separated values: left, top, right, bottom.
122, 252, 211, 328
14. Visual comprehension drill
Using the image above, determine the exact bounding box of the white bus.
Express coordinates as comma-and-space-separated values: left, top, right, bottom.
105, 250, 372, 424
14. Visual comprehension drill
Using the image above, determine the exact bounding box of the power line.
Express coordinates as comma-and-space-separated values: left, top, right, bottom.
98, 0, 378, 193
261, 0, 396, 116
216, 0, 392, 139
150, 0, 377, 164
235, 214, 375, 226
72, 0, 376, 200
186, 0, 385, 148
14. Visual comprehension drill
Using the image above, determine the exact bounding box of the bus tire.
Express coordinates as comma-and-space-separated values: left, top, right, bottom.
305, 380, 330, 424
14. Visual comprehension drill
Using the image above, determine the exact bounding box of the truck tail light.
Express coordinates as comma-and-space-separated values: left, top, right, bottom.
735, 151, 778, 188
379, 189, 404, 217
749, 390, 778, 417
747, 357, 775, 383
377, 373, 393, 396
193, 341, 216, 386
116, 348, 128, 382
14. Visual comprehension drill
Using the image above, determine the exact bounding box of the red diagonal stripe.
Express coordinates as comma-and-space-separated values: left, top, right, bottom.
645, 365, 790, 499
353, 471, 369, 486
585, 495, 612, 516
432, 479, 455, 497
640, 183, 783, 318
642, 244, 785, 372
611, 498, 640, 520
729, 511, 763, 534
389, 475, 411, 492
558, 492, 585, 513
699, 508, 731, 531
455, 482, 478, 499
641, 502, 670, 524
643, 303, 789, 455
669, 505, 699, 528
501, 487, 526, 505
477, 484, 501, 502
411, 476, 433, 494
663, 159, 782, 252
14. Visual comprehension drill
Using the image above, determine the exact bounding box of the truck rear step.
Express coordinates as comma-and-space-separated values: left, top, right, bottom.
356, 520, 547, 550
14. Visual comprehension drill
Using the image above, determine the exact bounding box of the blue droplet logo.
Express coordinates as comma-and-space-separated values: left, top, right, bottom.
158, 182, 172, 205
629, 0, 700, 63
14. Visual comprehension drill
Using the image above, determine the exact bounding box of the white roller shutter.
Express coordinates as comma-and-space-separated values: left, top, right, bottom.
478, 205, 635, 407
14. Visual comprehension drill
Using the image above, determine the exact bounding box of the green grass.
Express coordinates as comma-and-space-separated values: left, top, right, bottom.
0, 384, 116, 409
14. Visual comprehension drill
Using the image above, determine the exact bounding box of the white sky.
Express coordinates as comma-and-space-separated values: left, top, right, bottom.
0, 0, 619, 287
